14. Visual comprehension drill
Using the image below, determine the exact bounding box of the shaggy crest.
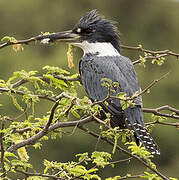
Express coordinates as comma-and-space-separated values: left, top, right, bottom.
73, 10, 120, 52
74, 9, 120, 36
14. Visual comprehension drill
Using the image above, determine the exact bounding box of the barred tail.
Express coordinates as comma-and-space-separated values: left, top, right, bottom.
125, 107, 160, 155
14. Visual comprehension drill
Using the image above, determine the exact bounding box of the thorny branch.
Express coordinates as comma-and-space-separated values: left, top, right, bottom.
0, 70, 178, 154
4, 101, 178, 141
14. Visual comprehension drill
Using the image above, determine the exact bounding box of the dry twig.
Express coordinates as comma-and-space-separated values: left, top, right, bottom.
15, 169, 62, 180
143, 105, 179, 121
1, 36, 179, 60
0, 120, 6, 177
120, 44, 179, 58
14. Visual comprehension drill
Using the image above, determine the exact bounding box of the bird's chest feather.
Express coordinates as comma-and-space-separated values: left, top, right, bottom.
81, 59, 103, 74
79, 58, 118, 100
80, 57, 120, 83
79, 58, 109, 83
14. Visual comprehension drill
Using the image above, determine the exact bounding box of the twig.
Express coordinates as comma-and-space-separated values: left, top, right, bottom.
0, 105, 29, 124
93, 115, 110, 128
7, 99, 60, 152
154, 105, 179, 115
114, 72, 169, 102
116, 174, 144, 180
15, 169, 62, 179
1, 37, 179, 60
0, 163, 12, 178
11, 75, 80, 89
133, 54, 168, 65
11, 127, 32, 134
6, 115, 94, 153
110, 157, 132, 165
146, 120, 179, 128
0, 37, 36, 49
120, 44, 179, 58
136, 71, 170, 98
53, 74, 80, 83
0, 119, 6, 177
92, 72, 169, 110
49, 115, 94, 132
0, 87, 56, 102
43, 100, 59, 132
78, 126, 169, 180
143, 105, 179, 120
64, 98, 77, 116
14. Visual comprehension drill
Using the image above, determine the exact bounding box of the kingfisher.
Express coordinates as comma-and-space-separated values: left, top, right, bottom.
37, 10, 160, 154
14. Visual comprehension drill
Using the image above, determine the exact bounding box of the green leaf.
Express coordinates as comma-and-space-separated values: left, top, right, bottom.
71, 110, 81, 118
1, 36, 16, 42
4, 152, 18, 159
76, 153, 91, 163
91, 151, 111, 168
141, 171, 162, 180
116, 92, 126, 99
43, 65, 70, 74
139, 55, 146, 68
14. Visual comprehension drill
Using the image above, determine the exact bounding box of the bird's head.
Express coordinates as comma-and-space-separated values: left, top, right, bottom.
38, 10, 120, 56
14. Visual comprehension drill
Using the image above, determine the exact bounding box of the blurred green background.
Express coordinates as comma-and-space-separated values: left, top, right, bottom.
0, 0, 179, 179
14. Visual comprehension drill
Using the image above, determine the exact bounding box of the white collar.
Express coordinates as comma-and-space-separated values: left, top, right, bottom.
72, 41, 121, 57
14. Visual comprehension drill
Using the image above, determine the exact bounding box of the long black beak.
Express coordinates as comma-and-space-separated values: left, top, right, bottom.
35, 30, 81, 43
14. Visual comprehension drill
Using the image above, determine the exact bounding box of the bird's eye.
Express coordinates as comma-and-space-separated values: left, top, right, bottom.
76, 28, 81, 33
75, 27, 94, 35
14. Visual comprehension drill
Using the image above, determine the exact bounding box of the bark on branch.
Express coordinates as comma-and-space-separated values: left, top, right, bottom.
0, 35, 179, 61
7, 115, 94, 152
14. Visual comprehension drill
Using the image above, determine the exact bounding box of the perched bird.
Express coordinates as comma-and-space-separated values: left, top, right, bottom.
37, 10, 160, 154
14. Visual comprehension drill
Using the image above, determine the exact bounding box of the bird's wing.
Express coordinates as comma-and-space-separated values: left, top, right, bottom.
80, 55, 141, 108
80, 55, 160, 154
79, 55, 143, 126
